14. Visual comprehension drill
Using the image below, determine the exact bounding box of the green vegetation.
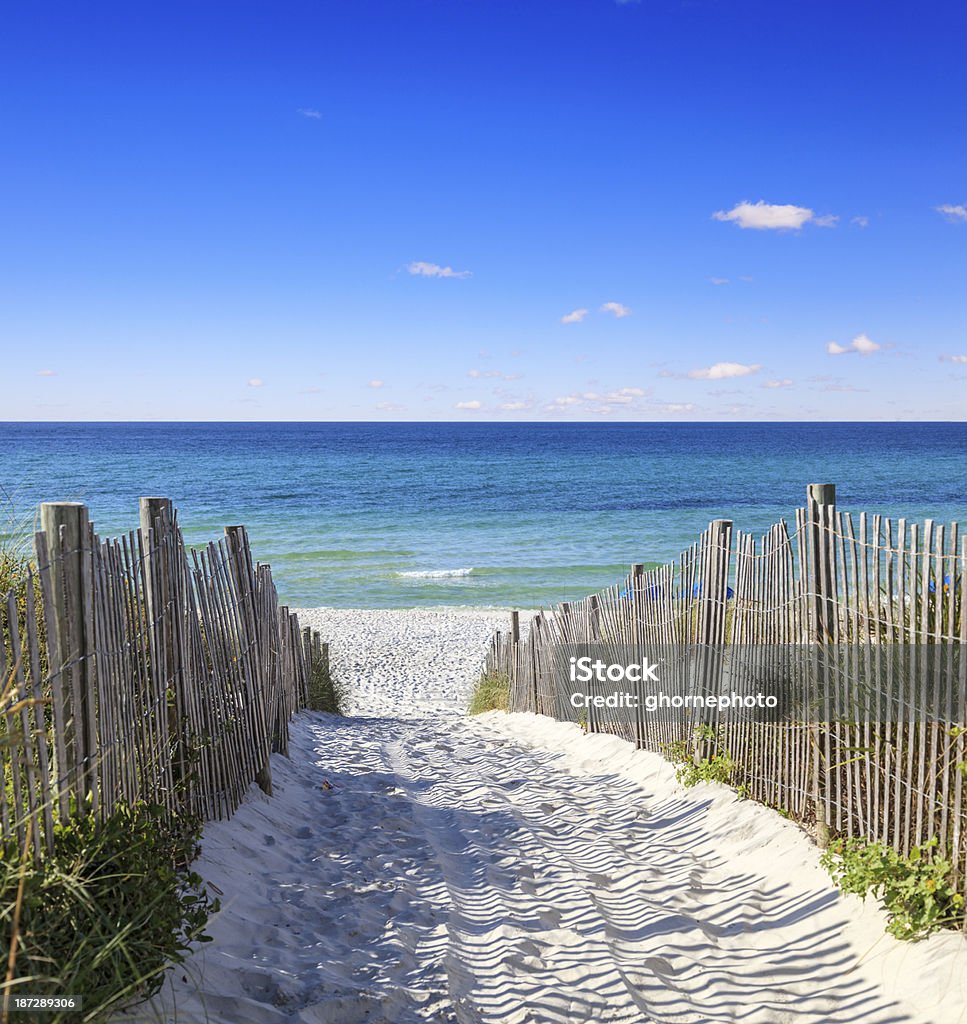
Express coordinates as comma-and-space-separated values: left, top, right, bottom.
663, 725, 736, 788
306, 653, 345, 714
468, 671, 510, 715
820, 836, 964, 940
1, 802, 218, 1022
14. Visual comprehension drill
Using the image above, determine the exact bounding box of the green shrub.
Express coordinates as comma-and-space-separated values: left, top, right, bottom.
820, 835, 965, 940
663, 726, 736, 787
1, 802, 218, 1022
468, 672, 510, 715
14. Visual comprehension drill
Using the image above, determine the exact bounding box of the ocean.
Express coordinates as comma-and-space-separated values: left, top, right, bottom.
2, 422, 966, 608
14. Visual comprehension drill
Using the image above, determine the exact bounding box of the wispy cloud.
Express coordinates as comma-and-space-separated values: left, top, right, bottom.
406, 261, 472, 279
247, 378, 264, 387
299, 386, 321, 394
763, 378, 794, 389
709, 277, 729, 285
499, 401, 531, 411
936, 204, 967, 223
826, 333, 881, 356
36, 369, 56, 377
851, 215, 870, 228
654, 402, 696, 414
600, 301, 631, 318
297, 108, 322, 119
368, 379, 385, 388
545, 386, 647, 412
687, 362, 762, 380
375, 401, 406, 412
455, 400, 483, 410
467, 369, 521, 380
712, 200, 833, 231
561, 308, 589, 324
940, 354, 967, 364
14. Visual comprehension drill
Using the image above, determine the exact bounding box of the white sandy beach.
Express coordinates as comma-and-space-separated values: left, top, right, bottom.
122, 608, 967, 1024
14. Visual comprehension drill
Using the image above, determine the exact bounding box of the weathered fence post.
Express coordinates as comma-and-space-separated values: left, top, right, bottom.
806, 483, 837, 846
39, 501, 97, 812
225, 524, 273, 795
139, 497, 172, 628
139, 497, 190, 806
697, 519, 733, 646
807, 483, 838, 643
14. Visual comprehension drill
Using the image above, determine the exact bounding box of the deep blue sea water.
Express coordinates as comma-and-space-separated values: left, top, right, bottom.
2, 422, 966, 608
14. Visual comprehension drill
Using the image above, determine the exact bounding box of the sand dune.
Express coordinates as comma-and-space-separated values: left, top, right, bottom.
123, 609, 967, 1024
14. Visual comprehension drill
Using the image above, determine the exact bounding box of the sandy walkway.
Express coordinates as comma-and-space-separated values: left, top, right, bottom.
127, 609, 967, 1024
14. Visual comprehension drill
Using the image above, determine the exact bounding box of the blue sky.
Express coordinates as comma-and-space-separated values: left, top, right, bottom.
2, 0, 965, 421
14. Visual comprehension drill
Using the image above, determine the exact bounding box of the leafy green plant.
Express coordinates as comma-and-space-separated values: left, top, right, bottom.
676, 751, 735, 787
469, 671, 510, 715
663, 726, 736, 787
820, 836, 964, 940
1, 801, 218, 1021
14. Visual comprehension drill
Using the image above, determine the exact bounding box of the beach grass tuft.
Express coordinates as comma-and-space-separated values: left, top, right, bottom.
468, 671, 510, 715
306, 655, 346, 715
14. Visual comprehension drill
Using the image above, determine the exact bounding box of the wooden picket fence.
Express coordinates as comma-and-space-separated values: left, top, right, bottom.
0, 498, 322, 859
487, 483, 967, 880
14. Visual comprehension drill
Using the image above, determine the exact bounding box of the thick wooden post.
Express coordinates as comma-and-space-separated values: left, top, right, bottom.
225, 524, 273, 795
39, 502, 97, 811
697, 520, 733, 646
806, 483, 836, 846
139, 497, 172, 629
807, 484, 838, 643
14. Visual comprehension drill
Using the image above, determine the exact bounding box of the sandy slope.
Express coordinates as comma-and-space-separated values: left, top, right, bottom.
125, 609, 967, 1024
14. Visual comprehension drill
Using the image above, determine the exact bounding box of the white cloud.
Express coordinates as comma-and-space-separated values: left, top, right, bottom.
852, 333, 880, 355
467, 369, 521, 380
247, 378, 264, 387
940, 354, 967, 364
936, 204, 967, 223
561, 308, 589, 324
499, 401, 530, 411
36, 369, 56, 377
826, 333, 881, 356
406, 261, 471, 279
813, 214, 839, 228
712, 200, 820, 231
546, 386, 646, 411
375, 401, 406, 412
709, 277, 729, 285
600, 301, 631, 318
368, 379, 385, 388
763, 378, 794, 389
851, 215, 870, 228
455, 400, 483, 410
687, 362, 762, 380
297, 108, 322, 119
655, 402, 696, 414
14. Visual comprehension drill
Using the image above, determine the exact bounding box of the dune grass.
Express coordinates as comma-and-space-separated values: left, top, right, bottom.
0, 802, 218, 1023
468, 671, 510, 715
306, 653, 346, 714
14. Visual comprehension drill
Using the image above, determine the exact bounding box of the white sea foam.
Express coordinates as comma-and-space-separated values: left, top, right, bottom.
396, 567, 474, 579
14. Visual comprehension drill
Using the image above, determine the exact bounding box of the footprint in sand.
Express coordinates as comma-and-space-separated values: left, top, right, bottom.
538, 906, 563, 928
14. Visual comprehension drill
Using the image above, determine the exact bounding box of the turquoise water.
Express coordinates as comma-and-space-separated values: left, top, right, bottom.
2, 422, 966, 608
